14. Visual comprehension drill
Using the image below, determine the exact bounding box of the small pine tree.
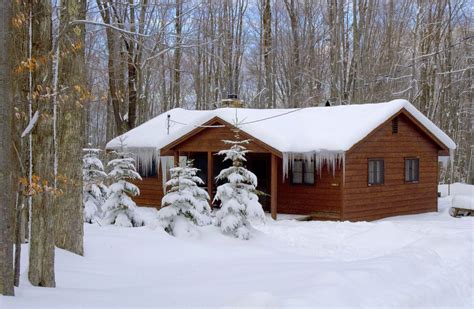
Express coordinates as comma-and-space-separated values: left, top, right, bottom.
83, 148, 108, 223
214, 138, 265, 240
102, 150, 143, 227
158, 160, 212, 236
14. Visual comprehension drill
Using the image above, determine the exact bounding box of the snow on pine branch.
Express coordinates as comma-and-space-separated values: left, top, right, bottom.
83, 148, 108, 223
157, 162, 212, 236
214, 138, 264, 240
102, 150, 144, 227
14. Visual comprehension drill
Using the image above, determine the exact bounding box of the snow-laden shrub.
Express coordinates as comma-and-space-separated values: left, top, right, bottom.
158, 161, 212, 236
214, 139, 265, 240
83, 148, 108, 223
102, 151, 143, 227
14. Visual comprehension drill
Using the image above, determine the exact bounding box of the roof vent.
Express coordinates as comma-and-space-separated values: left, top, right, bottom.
221, 94, 244, 108
392, 117, 399, 134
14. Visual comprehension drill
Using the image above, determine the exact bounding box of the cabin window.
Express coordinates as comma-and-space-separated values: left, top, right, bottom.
405, 158, 419, 183
292, 159, 314, 185
391, 117, 399, 134
368, 159, 384, 186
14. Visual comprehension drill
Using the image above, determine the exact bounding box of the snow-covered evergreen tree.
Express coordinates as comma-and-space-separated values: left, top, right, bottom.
83, 148, 108, 223
102, 150, 143, 227
214, 139, 265, 240
158, 161, 212, 236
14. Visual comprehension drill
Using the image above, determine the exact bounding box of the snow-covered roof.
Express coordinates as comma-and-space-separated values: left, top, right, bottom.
106, 99, 455, 155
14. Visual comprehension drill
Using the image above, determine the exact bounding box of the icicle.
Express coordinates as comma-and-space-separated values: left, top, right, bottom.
281, 150, 346, 181
160, 156, 175, 192
161, 156, 169, 186
342, 152, 346, 185
438, 155, 450, 169
126, 147, 159, 177
282, 152, 289, 181
155, 155, 161, 178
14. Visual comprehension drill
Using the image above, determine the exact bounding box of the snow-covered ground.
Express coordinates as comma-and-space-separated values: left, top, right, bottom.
2, 187, 473, 308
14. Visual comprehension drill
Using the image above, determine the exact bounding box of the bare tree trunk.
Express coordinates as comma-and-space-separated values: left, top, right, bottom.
328, 0, 339, 103
10, 0, 32, 289
97, 0, 126, 134
28, 0, 56, 288
0, 0, 15, 296
14, 190, 24, 287
284, 0, 301, 108
262, 0, 273, 108
172, 0, 183, 108
126, 0, 138, 130
54, 0, 86, 256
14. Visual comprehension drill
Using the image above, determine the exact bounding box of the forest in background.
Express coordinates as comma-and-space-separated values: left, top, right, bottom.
82, 0, 472, 183
8, 0, 474, 185
0, 0, 472, 296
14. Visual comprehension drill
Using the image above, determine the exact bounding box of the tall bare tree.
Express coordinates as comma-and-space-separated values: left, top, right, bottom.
28, 0, 56, 287
262, 0, 274, 108
0, 0, 15, 296
172, 0, 183, 108
54, 0, 87, 256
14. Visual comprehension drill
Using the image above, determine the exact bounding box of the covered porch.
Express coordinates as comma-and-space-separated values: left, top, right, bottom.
156, 117, 284, 219
173, 151, 279, 219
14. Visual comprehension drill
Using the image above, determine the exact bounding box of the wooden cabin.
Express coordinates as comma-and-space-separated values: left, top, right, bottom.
106, 99, 455, 221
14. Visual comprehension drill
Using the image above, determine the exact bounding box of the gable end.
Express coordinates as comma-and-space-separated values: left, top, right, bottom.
160, 116, 283, 157
347, 108, 450, 156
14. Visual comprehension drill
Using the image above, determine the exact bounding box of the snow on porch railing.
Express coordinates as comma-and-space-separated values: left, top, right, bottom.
282, 151, 346, 182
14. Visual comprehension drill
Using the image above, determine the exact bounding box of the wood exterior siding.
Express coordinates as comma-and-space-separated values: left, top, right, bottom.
276, 157, 343, 218
342, 114, 440, 221
132, 176, 164, 208
167, 123, 271, 153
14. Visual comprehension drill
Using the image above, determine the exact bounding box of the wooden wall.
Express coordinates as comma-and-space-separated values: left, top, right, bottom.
276, 157, 343, 219
173, 124, 345, 218
171, 124, 270, 153
132, 176, 163, 208
342, 113, 439, 221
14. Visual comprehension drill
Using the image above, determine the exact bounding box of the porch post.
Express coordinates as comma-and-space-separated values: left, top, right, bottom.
173, 151, 179, 167
207, 152, 214, 205
271, 153, 278, 220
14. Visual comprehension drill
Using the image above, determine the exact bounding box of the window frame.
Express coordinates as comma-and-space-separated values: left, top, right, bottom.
291, 159, 315, 185
404, 157, 420, 183
368, 158, 384, 186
